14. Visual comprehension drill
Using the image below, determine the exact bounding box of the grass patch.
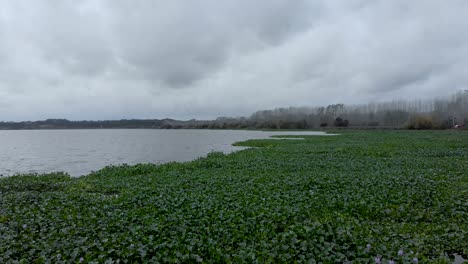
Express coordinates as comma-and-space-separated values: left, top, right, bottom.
0, 130, 467, 263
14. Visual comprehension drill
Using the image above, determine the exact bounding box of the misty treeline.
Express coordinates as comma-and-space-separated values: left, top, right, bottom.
206, 91, 468, 130
0, 92, 466, 130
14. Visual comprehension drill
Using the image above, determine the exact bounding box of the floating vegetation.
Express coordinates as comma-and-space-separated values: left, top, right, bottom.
0, 130, 467, 263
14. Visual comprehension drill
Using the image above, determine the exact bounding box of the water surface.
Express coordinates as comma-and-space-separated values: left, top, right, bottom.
0, 129, 327, 176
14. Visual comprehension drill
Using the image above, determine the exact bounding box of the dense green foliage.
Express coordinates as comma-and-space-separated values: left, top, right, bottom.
1, 131, 467, 263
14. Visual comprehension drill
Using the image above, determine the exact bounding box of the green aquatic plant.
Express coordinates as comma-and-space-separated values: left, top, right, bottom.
0, 130, 467, 263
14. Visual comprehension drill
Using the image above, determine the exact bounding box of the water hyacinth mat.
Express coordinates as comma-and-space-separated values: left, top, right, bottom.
0, 130, 467, 263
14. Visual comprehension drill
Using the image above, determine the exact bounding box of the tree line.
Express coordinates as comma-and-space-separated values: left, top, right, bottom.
1, 92, 466, 130
209, 91, 468, 129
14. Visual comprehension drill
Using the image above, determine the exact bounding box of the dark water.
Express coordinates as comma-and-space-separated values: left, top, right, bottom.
0, 129, 327, 177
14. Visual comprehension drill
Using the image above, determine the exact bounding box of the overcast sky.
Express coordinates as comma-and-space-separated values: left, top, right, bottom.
1, 0, 467, 121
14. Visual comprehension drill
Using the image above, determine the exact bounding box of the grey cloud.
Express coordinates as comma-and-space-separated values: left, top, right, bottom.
33, 2, 114, 77
289, 0, 468, 99
0, 0, 467, 120
106, 0, 314, 87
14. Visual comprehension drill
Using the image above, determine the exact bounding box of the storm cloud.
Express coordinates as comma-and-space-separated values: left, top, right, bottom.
0, 0, 467, 120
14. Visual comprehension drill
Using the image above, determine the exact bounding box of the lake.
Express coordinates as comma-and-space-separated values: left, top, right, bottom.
0, 129, 328, 176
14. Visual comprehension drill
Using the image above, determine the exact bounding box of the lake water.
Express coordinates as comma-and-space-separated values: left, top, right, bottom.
0, 129, 328, 177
